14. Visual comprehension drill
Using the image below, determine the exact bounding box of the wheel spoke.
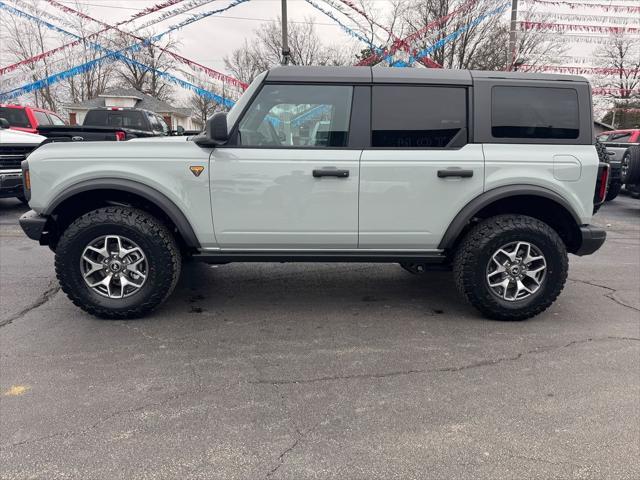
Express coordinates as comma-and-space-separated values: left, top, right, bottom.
82, 256, 104, 278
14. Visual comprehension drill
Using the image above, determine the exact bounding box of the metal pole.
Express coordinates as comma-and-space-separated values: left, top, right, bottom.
508, 0, 518, 71
281, 0, 291, 65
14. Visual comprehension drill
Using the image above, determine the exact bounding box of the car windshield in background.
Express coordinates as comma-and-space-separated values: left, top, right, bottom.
84, 110, 146, 129
0, 107, 32, 128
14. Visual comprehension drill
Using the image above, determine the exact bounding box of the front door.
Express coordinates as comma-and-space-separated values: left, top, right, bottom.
359, 85, 484, 249
211, 84, 360, 249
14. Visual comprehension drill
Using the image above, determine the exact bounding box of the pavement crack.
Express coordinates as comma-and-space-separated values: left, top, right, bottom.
252, 336, 639, 385
2, 388, 196, 450
569, 277, 640, 313
0, 280, 60, 328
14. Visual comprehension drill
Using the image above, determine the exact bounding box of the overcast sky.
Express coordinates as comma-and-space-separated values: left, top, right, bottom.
56, 0, 367, 71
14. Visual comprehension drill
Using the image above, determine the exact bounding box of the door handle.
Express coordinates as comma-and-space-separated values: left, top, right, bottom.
437, 169, 474, 178
313, 168, 349, 178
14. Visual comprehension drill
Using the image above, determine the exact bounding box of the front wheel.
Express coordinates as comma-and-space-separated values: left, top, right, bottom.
453, 215, 568, 321
55, 207, 181, 319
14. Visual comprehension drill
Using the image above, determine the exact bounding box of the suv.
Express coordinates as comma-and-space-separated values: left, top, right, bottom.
19, 67, 608, 321
0, 104, 66, 134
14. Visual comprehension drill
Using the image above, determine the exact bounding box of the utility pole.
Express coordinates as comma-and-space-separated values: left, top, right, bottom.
508, 0, 518, 71
281, 0, 291, 65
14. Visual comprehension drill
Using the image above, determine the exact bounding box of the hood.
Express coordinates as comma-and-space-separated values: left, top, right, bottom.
0, 128, 46, 144
129, 136, 191, 143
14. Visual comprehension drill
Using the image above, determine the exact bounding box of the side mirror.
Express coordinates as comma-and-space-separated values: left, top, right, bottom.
206, 112, 229, 144
0, 118, 9, 129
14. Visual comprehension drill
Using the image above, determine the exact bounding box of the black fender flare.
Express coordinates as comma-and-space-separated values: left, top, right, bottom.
44, 178, 200, 249
438, 185, 582, 250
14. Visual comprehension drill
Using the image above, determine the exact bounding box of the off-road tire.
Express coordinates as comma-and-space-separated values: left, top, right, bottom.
453, 215, 568, 321
595, 140, 609, 163
621, 146, 640, 185
55, 207, 181, 319
605, 180, 622, 201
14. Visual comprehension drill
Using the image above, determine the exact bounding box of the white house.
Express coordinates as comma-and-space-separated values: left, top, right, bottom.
66, 88, 203, 131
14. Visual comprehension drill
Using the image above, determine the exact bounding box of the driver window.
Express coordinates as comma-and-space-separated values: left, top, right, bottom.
238, 84, 353, 148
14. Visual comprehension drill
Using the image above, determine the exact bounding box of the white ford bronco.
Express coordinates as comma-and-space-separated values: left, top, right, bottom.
19, 67, 609, 321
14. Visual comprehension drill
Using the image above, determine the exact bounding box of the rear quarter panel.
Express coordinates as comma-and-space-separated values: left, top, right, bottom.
27, 140, 217, 247
483, 144, 599, 224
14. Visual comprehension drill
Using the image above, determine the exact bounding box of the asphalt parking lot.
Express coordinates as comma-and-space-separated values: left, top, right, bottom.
1, 195, 638, 480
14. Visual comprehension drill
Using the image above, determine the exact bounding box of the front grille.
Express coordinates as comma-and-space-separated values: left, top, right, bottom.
0, 145, 36, 169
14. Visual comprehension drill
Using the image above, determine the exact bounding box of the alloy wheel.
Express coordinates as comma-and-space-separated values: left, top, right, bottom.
486, 241, 547, 301
80, 235, 148, 298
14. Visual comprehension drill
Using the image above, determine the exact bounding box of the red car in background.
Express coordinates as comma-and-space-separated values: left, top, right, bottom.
0, 104, 66, 134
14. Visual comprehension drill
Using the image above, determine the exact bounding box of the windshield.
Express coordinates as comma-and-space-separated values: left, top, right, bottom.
226, 71, 267, 131
0, 107, 31, 128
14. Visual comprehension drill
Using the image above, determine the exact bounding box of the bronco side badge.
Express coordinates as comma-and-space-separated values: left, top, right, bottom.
189, 166, 205, 177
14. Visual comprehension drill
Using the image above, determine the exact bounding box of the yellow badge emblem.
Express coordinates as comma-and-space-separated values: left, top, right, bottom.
189, 166, 205, 177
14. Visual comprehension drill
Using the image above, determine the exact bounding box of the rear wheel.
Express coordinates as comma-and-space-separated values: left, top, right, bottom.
453, 215, 568, 321
621, 146, 640, 185
55, 207, 181, 319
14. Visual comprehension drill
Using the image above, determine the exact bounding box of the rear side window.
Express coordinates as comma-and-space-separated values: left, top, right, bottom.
371, 86, 467, 148
0, 107, 31, 128
33, 110, 51, 126
492, 86, 579, 140
84, 110, 146, 129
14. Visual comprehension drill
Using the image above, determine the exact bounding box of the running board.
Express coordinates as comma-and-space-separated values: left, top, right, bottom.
192, 251, 448, 264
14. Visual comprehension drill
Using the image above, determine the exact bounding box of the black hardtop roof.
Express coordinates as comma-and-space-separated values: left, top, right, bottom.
265, 66, 588, 85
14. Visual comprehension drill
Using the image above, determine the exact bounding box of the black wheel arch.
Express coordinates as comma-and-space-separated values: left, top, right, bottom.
44, 178, 200, 251
439, 185, 583, 254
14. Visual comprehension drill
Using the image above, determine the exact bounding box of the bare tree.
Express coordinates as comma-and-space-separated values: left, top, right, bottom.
224, 17, 356, 84
114, 30, 180, 101
596, 35, 640, 128
186, 79, 224, 125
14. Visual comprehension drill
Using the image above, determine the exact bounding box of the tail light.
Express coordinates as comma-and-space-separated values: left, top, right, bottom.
115, 131, 126, 141
594, 162, 610, 208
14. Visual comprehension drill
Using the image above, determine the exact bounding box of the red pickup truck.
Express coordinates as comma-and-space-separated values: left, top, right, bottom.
0, 104, 66, 133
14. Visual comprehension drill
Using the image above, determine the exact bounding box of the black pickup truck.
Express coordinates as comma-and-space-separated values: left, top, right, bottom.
37, 107, 176, 142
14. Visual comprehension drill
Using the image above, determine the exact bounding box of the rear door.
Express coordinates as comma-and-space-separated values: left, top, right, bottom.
210, 83, 362, 249
359, 85, 484, 249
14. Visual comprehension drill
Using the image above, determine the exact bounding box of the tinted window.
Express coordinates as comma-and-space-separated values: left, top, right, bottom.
84, 110, 146, 129
372, 86, 466, 148
0, 107, 31, 128
33, 110, 51, 126
238, 84, 352, 147
49, 114, 65, 125
492, 86, 579, 139
610, 132, 631, 143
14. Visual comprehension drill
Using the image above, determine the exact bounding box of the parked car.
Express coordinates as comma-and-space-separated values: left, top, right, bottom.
0, 104, 66, 134
19, 67, 608, 321
0, 118, 45, 203
36, 107, 171, 142
597, 129, 640, 199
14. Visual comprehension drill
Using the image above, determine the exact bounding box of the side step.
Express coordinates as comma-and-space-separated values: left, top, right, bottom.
192, 251, 448, 264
